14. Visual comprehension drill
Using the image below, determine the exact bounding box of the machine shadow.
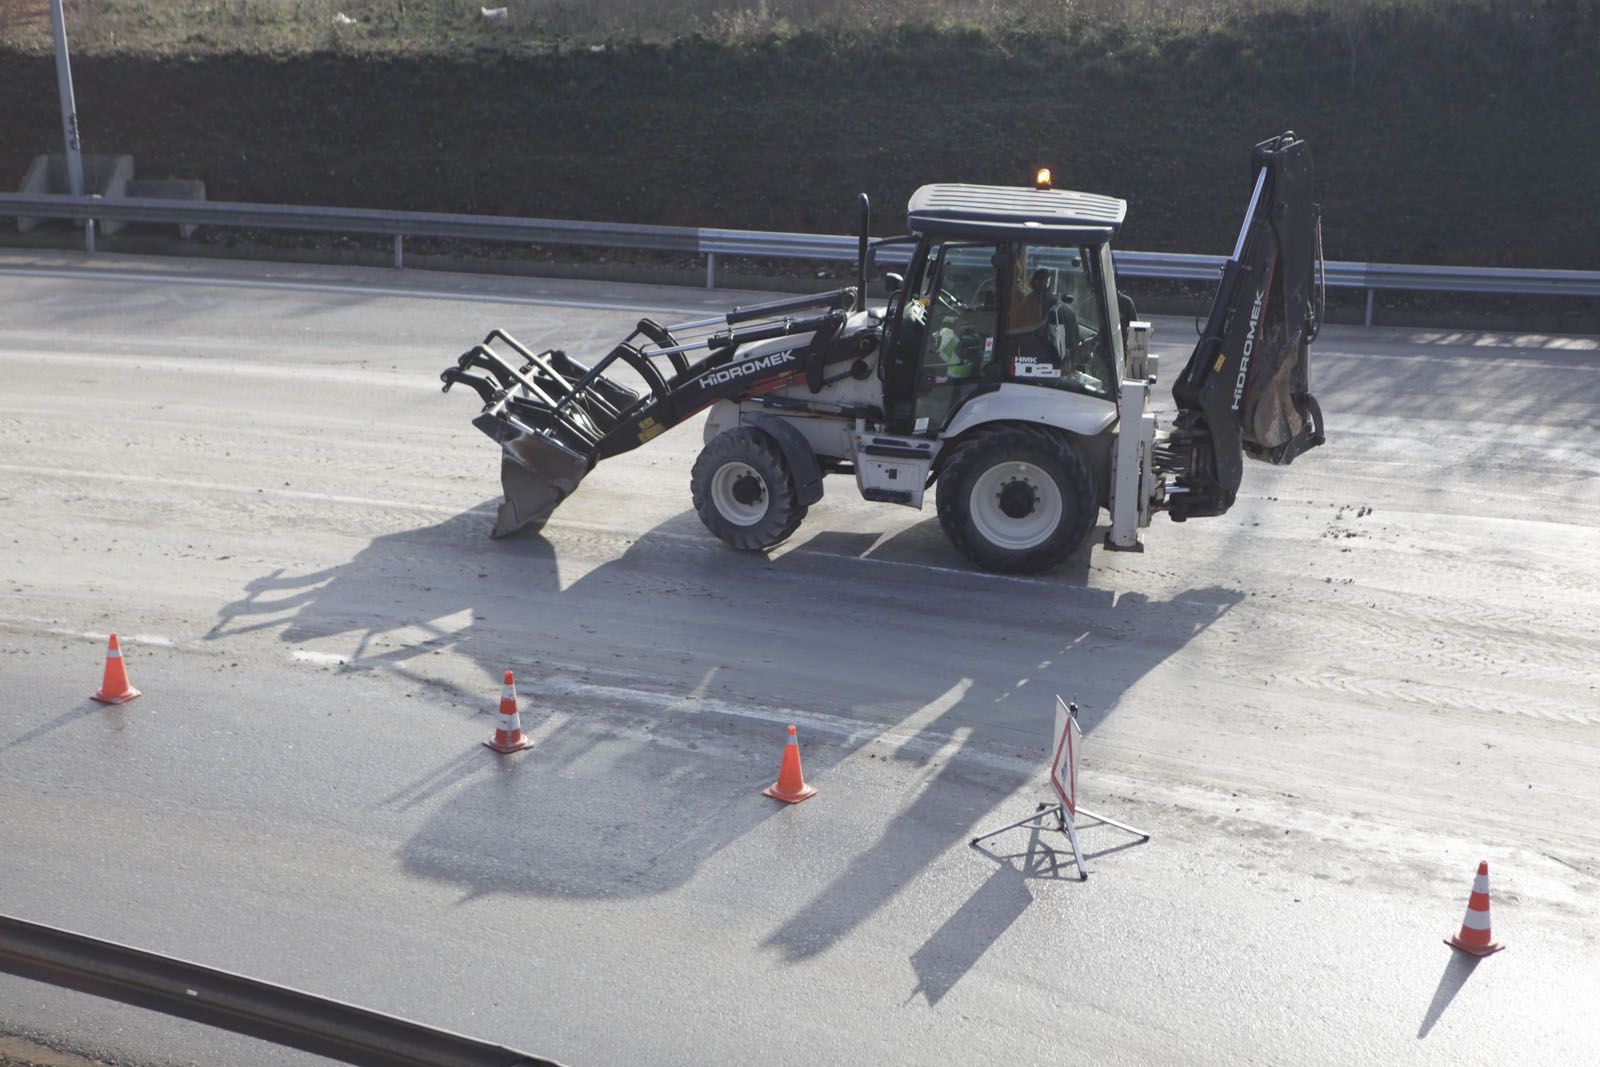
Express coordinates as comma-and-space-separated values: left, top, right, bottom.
792, 510, 1099, 586
210, 503, 795, 899
761, 578, 1239, 967
211, 503, 1239, 913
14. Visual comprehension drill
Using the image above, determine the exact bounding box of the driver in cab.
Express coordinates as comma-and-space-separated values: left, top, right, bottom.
1005, 252, 1078, 368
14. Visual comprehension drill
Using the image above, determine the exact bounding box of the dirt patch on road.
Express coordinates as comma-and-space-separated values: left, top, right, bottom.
0, 1036, 108, 1067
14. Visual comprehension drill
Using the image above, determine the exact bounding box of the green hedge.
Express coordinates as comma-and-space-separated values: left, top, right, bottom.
3, 5, 1597, 267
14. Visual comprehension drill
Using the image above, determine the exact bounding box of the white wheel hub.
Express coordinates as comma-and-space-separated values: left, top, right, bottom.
710, 460, 769, 526
969, 460, 1062, 551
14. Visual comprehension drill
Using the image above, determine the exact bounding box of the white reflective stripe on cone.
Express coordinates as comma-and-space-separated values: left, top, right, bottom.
107, 649, 122, 659
1461, 908, 1492, 931
1473, 874, 1490, 893
502, 685, 516, 701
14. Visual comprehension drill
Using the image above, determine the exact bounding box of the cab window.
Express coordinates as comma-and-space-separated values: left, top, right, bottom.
997, 244, 1116, 399
908, 243, 1003, 431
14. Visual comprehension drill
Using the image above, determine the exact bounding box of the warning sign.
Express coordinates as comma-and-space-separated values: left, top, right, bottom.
969, 695, 1149, 879
1049, 695, 1081, 816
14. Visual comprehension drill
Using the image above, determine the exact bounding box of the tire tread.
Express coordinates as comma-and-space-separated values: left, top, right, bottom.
690, 427, 807, 551
935, 424, 1097, 573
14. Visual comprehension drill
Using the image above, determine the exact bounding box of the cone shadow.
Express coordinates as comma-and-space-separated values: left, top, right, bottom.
1418, 951, 1481, 1038
1, 701, 106, 752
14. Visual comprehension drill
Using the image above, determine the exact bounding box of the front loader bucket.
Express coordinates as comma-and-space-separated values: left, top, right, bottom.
446, 329, 645, 538
440, 291, 859, 539
492, 430, 591, 538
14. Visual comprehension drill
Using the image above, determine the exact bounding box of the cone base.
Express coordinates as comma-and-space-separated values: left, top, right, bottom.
763, 782, 816, 804
92, 687, 141, 705
1446, 936, 1504, 957
483, 736, 534, 753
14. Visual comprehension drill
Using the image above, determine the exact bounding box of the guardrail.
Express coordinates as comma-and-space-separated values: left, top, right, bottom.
4, 192, 1598, 326
0, 913, 561, 1067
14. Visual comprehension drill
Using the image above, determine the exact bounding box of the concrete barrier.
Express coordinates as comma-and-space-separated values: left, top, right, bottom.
17, 155, 206, 238
16, 153, 131, 233
124, 178, 207, 238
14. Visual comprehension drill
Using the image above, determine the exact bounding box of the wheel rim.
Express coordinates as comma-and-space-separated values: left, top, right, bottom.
969, 460, 1062, 551
710, 461, 769, 526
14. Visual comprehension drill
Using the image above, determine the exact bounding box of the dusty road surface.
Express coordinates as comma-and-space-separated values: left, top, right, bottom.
1, 251, 1597, 1066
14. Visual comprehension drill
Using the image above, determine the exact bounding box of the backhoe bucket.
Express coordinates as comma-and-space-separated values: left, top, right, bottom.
1167, 132, 1325, 520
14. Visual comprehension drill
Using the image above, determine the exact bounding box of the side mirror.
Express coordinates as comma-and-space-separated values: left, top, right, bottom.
884, 272, 904, 295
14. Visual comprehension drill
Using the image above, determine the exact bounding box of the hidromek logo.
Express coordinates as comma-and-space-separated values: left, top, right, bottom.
698, 350, 796, 389
1232, 285, 1266, 410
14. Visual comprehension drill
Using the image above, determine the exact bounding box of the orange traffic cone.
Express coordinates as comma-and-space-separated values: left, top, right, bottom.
91, 632, 141, 705
762, 724, 816, 804
483, 670, 534, 753
1446, 860, 1505, 956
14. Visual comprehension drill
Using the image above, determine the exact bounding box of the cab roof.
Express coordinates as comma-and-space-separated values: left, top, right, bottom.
906, 183, 1127, 244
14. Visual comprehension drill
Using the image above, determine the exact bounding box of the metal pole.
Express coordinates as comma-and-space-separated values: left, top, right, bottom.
393, 234, 404, 269
48, 0, 88, 246
1364, 288, 1375, 327
705, 252, 715, 290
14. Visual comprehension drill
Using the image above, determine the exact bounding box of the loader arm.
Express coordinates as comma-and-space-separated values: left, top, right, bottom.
1165, 132, 1326, 521
439, 288, 861, 537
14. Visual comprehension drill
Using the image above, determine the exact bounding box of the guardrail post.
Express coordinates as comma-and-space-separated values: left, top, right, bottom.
1364, 288, 1375, 327
393, 234, 404, 270
84, 217, 94, 253
705, 252, 715, 289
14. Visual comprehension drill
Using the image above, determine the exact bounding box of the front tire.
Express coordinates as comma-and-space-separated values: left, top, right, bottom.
691, 427, 807, 551
936, 425, 1097, 573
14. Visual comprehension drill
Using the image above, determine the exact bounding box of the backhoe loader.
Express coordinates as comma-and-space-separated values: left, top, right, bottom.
439, 132, 1325, 574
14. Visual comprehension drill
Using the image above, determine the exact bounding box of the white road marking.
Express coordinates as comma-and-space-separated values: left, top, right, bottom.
0, 463, 485, 516
7, 613, 1028, 772
1311, 346, 1600, 370
44, 627, 173, 647
0, 265, 710, 317
0, 347, 442, 388
292, 650, 349, 666
537, 674, 1036, 774
0, 462, 1058, 585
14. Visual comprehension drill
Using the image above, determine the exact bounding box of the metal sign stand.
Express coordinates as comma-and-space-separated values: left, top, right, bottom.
969, 697, 1149, 880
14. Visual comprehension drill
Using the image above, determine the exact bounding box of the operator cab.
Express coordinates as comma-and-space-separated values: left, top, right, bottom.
877, 182, 1130, 437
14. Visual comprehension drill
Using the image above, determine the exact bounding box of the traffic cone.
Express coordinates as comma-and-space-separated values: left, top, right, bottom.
1446, 860, 1505, 956
762, 724, 816, 804
91, 632, 141, 705
483, 670, 534, 753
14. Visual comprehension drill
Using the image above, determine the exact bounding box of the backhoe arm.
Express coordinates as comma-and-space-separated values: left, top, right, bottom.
1166, 132, 1326, 521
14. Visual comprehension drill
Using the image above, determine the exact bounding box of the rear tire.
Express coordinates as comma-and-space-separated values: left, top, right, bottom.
936, 425, 1097, 574
691, 427, 807, 551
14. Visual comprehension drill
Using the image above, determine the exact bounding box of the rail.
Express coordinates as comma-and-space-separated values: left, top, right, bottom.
3, 192, 1597, 325
0, 913, 562, 1067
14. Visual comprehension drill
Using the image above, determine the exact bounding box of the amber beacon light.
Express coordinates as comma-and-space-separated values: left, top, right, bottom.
1034, 167, 1053, 190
